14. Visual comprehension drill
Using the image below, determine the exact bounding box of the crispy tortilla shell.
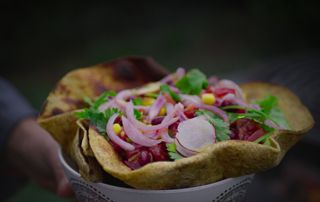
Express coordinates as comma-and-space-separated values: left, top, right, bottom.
88, 82, 314, 189
69, 121, 104, 182
38, 56, 167, 120
37, 56, 314, 189
38, 56, 167, 149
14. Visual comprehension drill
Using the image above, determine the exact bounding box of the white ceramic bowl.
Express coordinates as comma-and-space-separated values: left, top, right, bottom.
58, 149, 254, 202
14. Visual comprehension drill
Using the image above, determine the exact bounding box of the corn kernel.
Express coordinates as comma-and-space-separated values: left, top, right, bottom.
159, 107, 166, 116
142, 98, 155, 106
113, 123, 122, 135
202, 93, 216, 105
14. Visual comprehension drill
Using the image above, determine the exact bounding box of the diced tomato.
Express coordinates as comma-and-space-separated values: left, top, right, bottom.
214, 88, 236, 98
149, 143, 169, 161
168, 121, 180, 137
163, 93, 175, 104
230, 118, 266, 141
184, 105, 197, 118
120, 142, 169, 170
204, 86, 215, 94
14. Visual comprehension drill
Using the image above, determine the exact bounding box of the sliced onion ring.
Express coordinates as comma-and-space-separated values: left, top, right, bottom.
122, 116, 161, 147
106, 114, 135, 151
148, 94, 166, 121
126, 102, 179, 132
195, 103, 229, 122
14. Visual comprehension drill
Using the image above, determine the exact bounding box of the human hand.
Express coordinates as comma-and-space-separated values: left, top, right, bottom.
5, 117, 73, 197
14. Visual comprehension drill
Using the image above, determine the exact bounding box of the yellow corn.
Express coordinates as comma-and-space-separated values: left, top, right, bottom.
113, 123, 122, 135
201, 93, 216, 105
142, 98, 155, 106
159, 107, 166, 116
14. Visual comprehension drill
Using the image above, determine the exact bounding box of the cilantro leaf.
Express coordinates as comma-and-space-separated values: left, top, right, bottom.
75, 107, 120, 134
75, 90, 119, 134
160, 84, 181, 102
91, 91, 116, 110
166, 143, 183, 160
132, 97, 143, 106
255, 96, 290, 129
134, 109, 142, 120
196, 110, 231, 142
175, 69, 208, 95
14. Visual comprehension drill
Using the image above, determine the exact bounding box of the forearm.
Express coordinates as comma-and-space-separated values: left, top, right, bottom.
0, 77, 37, 152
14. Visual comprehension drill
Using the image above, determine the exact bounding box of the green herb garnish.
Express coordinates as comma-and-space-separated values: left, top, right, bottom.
75, 91, 119, 134
132, 97, 143, 106
255, 96, 289, 129
160, 84, 181, 102
166, 143, 183, 160
196, 109, 231, 142
175, 69, 208, 95
134, 109, 142, 120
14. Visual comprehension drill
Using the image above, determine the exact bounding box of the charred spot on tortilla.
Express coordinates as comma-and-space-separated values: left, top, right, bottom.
63, 97, 86, 108
51, 107, 64, 116
55, 83, 71, 95
112, 60, 136, 81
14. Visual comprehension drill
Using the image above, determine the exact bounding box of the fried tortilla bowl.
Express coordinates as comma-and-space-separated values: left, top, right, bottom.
38, 56, 314, 190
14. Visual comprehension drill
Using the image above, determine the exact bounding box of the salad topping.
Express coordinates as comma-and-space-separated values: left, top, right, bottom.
76, 68, 289, 169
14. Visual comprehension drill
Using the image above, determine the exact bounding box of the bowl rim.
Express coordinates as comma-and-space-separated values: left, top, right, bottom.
58, 147, 254, 194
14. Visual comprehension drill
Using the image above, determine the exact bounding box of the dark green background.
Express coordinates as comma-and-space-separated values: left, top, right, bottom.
1, 1, 319, 201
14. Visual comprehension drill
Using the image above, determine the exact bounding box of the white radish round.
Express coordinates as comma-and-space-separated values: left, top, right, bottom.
176, 116, 215, 152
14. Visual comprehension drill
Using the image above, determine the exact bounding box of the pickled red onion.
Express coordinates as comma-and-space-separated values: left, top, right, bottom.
106, 114, 135, 151
126, 102, 179, 132
122, 116, 161, 147
195, 103, 229, 122
148, 94, 166, 121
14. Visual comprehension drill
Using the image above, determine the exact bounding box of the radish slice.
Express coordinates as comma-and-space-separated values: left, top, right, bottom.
176, 116, 215, 152
106, 114, 135, 151
122, 116, 161, 147
175, 139, 197, 157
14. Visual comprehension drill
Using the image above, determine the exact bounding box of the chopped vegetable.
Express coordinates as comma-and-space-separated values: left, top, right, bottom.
142, 97, 155, 106
75, 68, 289, 170
160, 84, 181, 102
113, 123, 122, 135
176, 116, 215, 151
196, 110, 230, 142
134, 109, 142, 120
166, 143, 183, 160
175, 69, 208, 95
201, 93, 216, 105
